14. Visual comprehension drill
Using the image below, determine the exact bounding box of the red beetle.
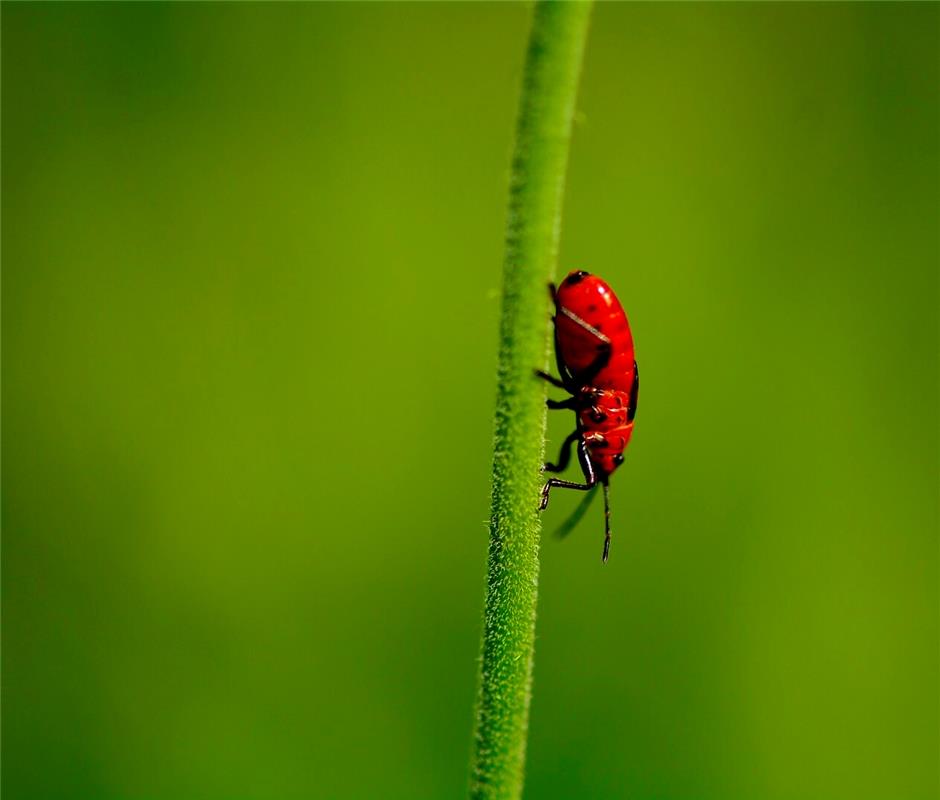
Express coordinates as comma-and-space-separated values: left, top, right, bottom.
537, 270, 638, 562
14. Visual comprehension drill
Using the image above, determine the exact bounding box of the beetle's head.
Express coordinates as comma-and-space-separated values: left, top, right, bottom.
563, 270, 591, 286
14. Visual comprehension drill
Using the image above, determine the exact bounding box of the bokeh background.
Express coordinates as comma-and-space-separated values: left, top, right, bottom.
3, 3, 937, 799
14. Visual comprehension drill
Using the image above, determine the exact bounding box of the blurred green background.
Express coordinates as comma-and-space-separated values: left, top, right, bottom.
3, 3, 937, 799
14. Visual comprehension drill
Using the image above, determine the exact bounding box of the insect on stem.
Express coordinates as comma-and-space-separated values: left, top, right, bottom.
539, 270, 638, 564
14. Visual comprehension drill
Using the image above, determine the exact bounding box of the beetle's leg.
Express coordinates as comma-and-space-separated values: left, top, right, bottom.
544, 430, 580, 473
534, 371, 578, 409
577, 437, 598, 484
539, 441, 596, 510
547, 397, 577, 410
539, 477, 595, 510
534, 369, 567, 390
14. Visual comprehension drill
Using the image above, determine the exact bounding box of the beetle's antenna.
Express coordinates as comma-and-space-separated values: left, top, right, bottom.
602, 482, 611, 563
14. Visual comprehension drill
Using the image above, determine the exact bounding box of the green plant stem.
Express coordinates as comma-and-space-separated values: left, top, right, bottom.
470, 3, 592, 799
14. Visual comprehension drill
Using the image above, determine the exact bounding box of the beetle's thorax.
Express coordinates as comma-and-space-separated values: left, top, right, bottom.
577, 387, 634, 476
